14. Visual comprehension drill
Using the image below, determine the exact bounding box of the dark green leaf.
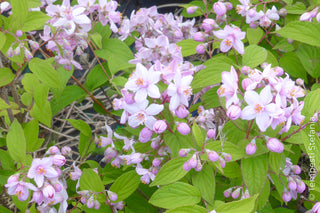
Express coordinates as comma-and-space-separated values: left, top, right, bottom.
166, 205, 206, 213
0, 149, 15, 170
247, 27, 264, 45
23, 119, 40, 152
279, 52, 308, 81
296, 44, 320, 78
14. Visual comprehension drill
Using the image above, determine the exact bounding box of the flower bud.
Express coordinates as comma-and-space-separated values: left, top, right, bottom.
183, 161, 191, 171
296, 179, 306, 193
287, 39, 293, 44
177, 122, 190, 135
195, 161, 203, 171
222, 153, 232, 162
273, 66, 284, 76
207, 129, 215, 139
247, 8, 256, 18
87, 196, 94, 208
213, 2, 227, 16
153, 120, 167, 134
94, 200, 101, 210
231, 188, 241, 199
151, 137, 160, 149
32, 191, 43, 204
187, 6, 198, 14
43, 184, 55, 199
279, 8, 287, 17
207, 150, 219, 162
291, 165, 301, 174
16, 30, 23, 37
52, 155, 66, 167
179, 148, 191, 157
175, 105, 189, 119
202, 18, 216, 32
224, 188, 232, 197
108, 191, 118, 201
13, 46, 20, 56
246, 139, 257, 155
249, 22, 259, 29
47, 146, 60, 155
261, 62, 269, 70
7, 174, 19, 184
219, 157, 226, 168
29, 40, 39, 50
139, 127, 153, 143
7, 46, 13, 57
241, 66, 250, 75
296, 78, 304, 86
152, 158, 162, 167
225, 2, 233, 10
312, 202, 320, 213
193, 32, 206, 42
282, 189, 291, 202
242, 78, 253, 91
226, 105, 241, 120
196, 43, 207, 54
189, 154, 197, 168
287, 177, 297, 191
267, 138, 284, 153
61, 146, 72, 156
24, 48, 33, 60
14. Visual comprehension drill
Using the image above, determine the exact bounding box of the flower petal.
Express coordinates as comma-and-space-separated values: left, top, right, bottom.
146, 104, 164, 116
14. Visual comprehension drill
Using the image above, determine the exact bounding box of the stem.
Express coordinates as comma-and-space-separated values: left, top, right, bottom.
246, 120, 254, 139
281, 121, 312, 142
71, 75, 119, 123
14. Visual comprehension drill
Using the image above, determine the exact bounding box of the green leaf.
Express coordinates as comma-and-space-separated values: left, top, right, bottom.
296, 44, 320, 78
285, 2, 306, 14
246, 27, 264, 45
242, 45, 267, 68
215, 195, 258, 213
90, 32, 103, 49
6, 119, 26, 163
192, 123, 205, 148
279, 52, 308, 81
23, 119, 40, 152
164, 132, 194, 157
12, 196, 29, 212
9, 0, 29, 32
67, 119, 92, 137
241, 154, 268, 195
126, 191, 158, 213
191, 55, 234, 92
29, 58, 61, 89
166, 205, 206, 213
22, 11, 50, 32
30, 101, 52, 127
0, 149, 15, 170
265, 50, 279, 66
51, 85, 86, 116
84, 63, 109, 91
276, 21, 320, 47
109, 170, 141, 202
0, 32, 6, 50
0, 206, 12, 213
21, 73, 40, 94
269, 152, 284, 174
78, 133, 94, 158
302, 89, 320, 119
27, 0, 42, 8
177, 39, 199, 57
150, 158, 188, 187
180, 1, 205, 18
34, 83, 49, 107
0, 68, 14, 87
112, 76, 127, 87
0, 98, 10, 110
192, 164, 215, 205
80, 168, 105, 192
302, 127, 320, 171
206, 141, 245, 162
95, 38, 134, 75
149, 182, 201, 209
257, 180, 270, 210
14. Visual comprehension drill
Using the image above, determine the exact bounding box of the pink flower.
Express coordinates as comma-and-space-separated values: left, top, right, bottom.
226, 105, 241, 120
136, 164, 155, 184
70, 163, 82, 180
153, 120, 167, 134
187, 6, 198, 14
214, 25, 246, 54
177, 122, 190, 135
246, 139, 257, 155
139, 127, 153, 143
213, 2, 227, 16
27, 157, 59, 187
167, 72, 193, 111
312, 202, 320, 213
5, 180, 37, 201
217, 66, 239, 108
266, 138, 284, 153
125, 63, 161, 103
241, 85, 283, 132
99, 123, 113, 147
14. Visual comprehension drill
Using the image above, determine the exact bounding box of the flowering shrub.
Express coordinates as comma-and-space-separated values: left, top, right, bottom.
1, 0, 320, 212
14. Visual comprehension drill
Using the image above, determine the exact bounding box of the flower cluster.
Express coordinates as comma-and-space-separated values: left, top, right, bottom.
224, 186, 250, 200
300, 7, 320, 22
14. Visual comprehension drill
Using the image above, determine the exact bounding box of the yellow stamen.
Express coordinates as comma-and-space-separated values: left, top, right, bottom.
254, 104, 263, 113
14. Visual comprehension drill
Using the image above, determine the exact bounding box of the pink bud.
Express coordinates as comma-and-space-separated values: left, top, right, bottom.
247, 8, 256, 18
207, 150, 219, 162
13, 46, 20, 56
152, 158, 162, 167
47, 146, 60, 155
231, 188, 240, 199
108, 191, 118, 201
241, 66, 250, 75
179, 148, 191, 157
296, 78, 304, 86
139, 127, 153, 143
242, 78, 253, 91
61, 146, 72, 156
246, 140, 257, 155
222, 153, 232, 162
312, 202, 320, 213
267, 138, 284, 153
153, 120, 167, 134
29, 40, 39, 50
226, 105, 241, 120
151, 138, 160, 149
261, 62, 269, 70
219, 157, 226, 168
7, 174, 19, 184
16, 30, 23, 37
196, 43, 207, 54
282, 189, 291, 202
287, 177, 297, 191
193, 32, 206, 42
175, 105, 189, 119
87, 196, 94, 208
183, 161, 191, 171
7, 46, 13, 57
187, 6, 199, 14
189, 155, 198, 168
24, 48, 33, 60
43, 184, 55, 199
317, 12, 320, 23
202, 18, 216, 32
224, 188, 232, 197
207, 129, 215, 139
291, 165, 301, 174
32, 191, 43, 204
287, 39, 293, 44
296, 179, 306, 193
53, 155, 66, 167
195, 161, 203, 171
279, 8, 287, 17
249, 22, 259, 29
53, 182, 62, 192
94, 200, 101, 210
225, 2, 233, 10
177, 122, 190, 135
273, 66, 284, 76
213, 2, 227, 16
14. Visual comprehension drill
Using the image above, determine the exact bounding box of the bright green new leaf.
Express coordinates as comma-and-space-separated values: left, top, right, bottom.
78, 133, 94, 158
6, 119, 26, 163
84, 63, 109, 91
149, 182, 201, 209
246, 27, 264, 45
269, 152, 284, 174
302, 88, 320, 119
80, 169, 105, 192
215, 195, 258, 213
285, 2, 306, 14
166, 205, 206, 213
9, 0, 28, 31
177, 39, 199, 57
242, 45, 267, 67
0, 206, 12, 213
0, 32, 7, 51
34, 83, 49, 107
276, 21, 320, 47
22, 11, 50, 32
241, 154, 268, 195
302, 127, 320, 171
67, 119, 92, 137
0, 98, 10, 110
30, 101, 52, 127
257, 179, 270, 210
150, 158, 188, 187
23, 119, 40, 152
0, 68, 14, 87
29, 58, 61, 89
90, 32, 103, 49
192, 123, 205, 148
109, 170, 141, 202
192, 164, 215, 205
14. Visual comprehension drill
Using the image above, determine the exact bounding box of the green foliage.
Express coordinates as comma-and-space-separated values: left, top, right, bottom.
80, 169, 105, 192
177, 39, 199, 57
6, 119, 26, 163
0, 68, 14, 87
242, 45, 268, 68
215, 195, 258, 213
192, 164, 215, 205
